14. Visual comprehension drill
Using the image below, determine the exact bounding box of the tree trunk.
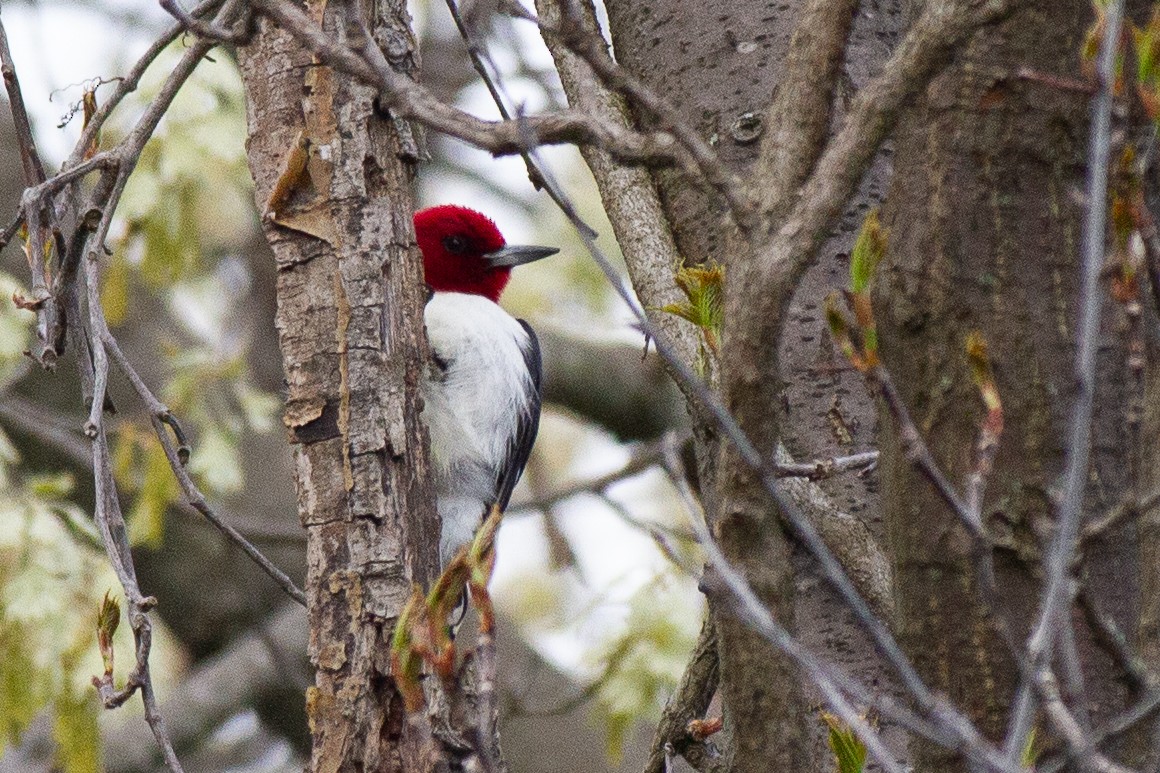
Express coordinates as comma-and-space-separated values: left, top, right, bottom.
237, 3, 440, 771
600, 3, 808, 768
877, 0, 1158, 767
601, 1, 905, 768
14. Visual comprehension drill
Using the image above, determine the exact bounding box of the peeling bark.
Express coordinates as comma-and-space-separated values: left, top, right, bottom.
237, 3, 440, 771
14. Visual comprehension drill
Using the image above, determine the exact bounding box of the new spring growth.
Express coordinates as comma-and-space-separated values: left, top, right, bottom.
1110, 147, 1145, 304
686, 717, 723, 742
389, 505, 505, 712
1082, 0, 1126, 93
826, 210, 887, 371
661, 262, 724, 359
467, 505, 503, 635
1021, 727, 1040, 769
1135, 7, 1160, 119
966, 331, 1004, 465
96, 591, 120, 680
426, 551, 470, 681
820, 711, 869, 773
389, 586, 429, 714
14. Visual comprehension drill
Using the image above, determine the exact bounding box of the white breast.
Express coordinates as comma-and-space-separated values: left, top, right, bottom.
423, 292, 536, 561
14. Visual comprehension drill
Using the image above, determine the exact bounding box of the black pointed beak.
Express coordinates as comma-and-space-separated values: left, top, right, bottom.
485, 244, 559, 268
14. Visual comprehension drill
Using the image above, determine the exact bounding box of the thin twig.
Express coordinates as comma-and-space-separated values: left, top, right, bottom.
641, 620, 719, 773
62, 0, 227, 172
160, 0, 251, 43
1037, 688, 1160, 773
83, 252, 184, 772
512, 434, 876, 515
1009, 0, 1123, 757
507, 433, 675, 511
1081, 487, 1160, 544
101, 333, 306, 607
0, 393, 91, 468
1035, 667, 1134, 773
518, 136, 1016, 771
773, 450, 879, 480
869, 360, 1023, 662
0, 7, 47, 185
250, 0, 699, 169
1016, 66, 1096, 95
443, 0, 596, 237
1077, 582, 1152, 694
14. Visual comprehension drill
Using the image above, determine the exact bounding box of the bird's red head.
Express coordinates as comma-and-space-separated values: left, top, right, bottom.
414, 205, 558, 303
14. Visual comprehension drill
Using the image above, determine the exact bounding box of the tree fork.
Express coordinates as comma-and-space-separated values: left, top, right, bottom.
237, 2, 440, 771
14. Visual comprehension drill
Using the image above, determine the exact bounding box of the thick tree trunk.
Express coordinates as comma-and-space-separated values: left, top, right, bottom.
601, 2, 904, 768
600, 4, 808, 768
237, 3, 440, 771
878, 0, 1158, 767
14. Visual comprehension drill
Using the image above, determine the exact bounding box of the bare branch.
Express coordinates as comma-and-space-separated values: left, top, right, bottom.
101, 333, 306, 607
752, 0, 858, 219
640, 620, 719, 773
159, 0, 251, 43
775, 449, 878, 481
0, 7, 47, 185
753, 0, 1017, 292
535, 0, 701, 380
1011, 0, 1124, 755
509, 433, 675, 512
0, 370, 92, 468
84, 249, 184, 770
441, 0, 593, 236
520, 142, 1015, 771
871, 365, 979, 537
249, 0, 696, 170
1036, 667, 1136, 773
102, 602, 306, 773
1082, 487, 1160, 544
1078, 582, 1153, 694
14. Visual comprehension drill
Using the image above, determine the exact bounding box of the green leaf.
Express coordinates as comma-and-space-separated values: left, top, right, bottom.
26, 472, 76, 499
660, 263, 724, 357
0, 616, 42, 753
1021, 727, 1039, 768
127, 443, 180, 548
821, 712, 868, 773
52, 688, 101, 773
849, 211, 886, 294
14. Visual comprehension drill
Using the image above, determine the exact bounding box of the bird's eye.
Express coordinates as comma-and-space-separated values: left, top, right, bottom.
443, 235, 468, 254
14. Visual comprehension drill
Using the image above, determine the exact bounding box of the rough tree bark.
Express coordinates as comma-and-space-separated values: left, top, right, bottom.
600, 1, 902, 768
877, 0, 1159, 768
237, 3, 440, 771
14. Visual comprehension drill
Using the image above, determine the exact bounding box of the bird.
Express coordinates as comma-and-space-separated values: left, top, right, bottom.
414, 204, 558, 567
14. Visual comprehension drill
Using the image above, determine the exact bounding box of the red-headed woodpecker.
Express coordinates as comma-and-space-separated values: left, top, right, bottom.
414, 205, 557, 566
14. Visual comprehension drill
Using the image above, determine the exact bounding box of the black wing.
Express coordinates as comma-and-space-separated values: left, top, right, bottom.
493, 320, 542, 511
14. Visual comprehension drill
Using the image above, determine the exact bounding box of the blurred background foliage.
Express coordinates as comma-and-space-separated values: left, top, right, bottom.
0, 1, 703, 771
